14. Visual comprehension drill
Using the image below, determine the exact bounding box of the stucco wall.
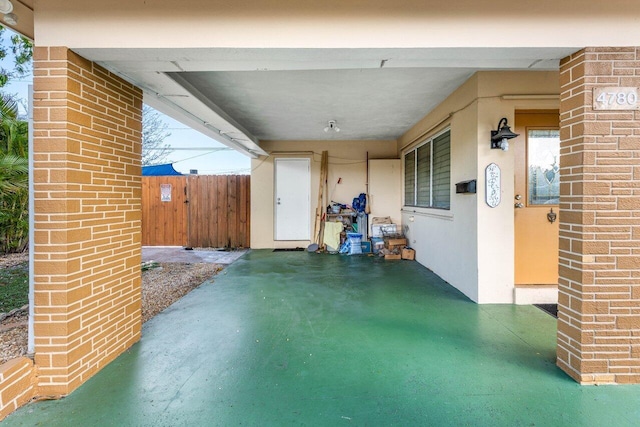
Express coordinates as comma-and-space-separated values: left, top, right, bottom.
475, 72, 560, 303
35, 1, 640, 48
251, 140, 397, 249
369, 159, 402, 228
400, 75, 481, 301
400, 71, 560, 303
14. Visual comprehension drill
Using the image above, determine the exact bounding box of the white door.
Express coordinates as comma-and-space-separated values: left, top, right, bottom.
275, 158, 310, 241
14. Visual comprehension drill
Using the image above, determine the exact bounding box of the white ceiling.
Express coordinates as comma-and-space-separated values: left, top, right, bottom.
169, 67, 475, 141
77, 47, 578, 157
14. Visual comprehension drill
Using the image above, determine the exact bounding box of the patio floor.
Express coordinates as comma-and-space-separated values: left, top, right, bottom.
141, 246, 248, 264
5, 250, 640, 426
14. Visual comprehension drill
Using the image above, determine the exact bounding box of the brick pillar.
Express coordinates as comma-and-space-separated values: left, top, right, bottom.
557, 47, 640, 384
33, 47, 143, 396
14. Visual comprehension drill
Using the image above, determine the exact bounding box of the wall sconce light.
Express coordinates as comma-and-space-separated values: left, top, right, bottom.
323, 120, 340, 133
490, 117, 519, 151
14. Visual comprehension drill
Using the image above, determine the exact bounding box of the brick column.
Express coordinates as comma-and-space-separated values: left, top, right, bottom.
557, 47, 640, 384
33, 47, 143, 396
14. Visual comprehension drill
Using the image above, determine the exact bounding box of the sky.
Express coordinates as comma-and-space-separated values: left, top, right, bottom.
1, 27, 251, 175
150, 113, 251, 175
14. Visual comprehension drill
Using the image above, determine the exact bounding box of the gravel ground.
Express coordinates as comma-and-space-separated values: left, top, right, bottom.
0, 255, 222, 366
141, 263, 222, 323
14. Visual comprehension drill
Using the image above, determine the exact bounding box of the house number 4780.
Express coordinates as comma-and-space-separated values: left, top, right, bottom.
593, 87, 639, 110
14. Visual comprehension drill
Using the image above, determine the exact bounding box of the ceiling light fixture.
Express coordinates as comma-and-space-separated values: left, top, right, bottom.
0, 0, 16, 25
323, 120, 340, 133
0, 0, 13, 14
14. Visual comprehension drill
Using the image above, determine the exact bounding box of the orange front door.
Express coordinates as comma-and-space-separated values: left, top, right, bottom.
514, 110, 560, 285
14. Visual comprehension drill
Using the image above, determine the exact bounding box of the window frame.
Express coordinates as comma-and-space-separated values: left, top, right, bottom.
403, 128, 451, 210
526, 128, 560, 207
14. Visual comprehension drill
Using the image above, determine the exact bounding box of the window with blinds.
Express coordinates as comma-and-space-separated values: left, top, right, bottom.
416, 143, 431, 206
432, 132, 451, 208
403, 129, 450, 209
404, 151, 416, 205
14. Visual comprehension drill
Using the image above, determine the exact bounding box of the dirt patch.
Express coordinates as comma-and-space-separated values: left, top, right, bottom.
0, 259, 222, 365
0, 252, 28, 269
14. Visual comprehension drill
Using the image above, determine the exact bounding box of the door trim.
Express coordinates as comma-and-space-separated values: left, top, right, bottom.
274, 158, 311, 241
514, 110, 560, 287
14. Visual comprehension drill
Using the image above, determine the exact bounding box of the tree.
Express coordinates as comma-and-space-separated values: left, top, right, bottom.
0, 152, 28, 253
142, 105, 172, 166
0, 25, 33, 88
0, 93, 26, 156
0, 23, 32, 253
0, 152, 26, 192
0, 95, 28, 253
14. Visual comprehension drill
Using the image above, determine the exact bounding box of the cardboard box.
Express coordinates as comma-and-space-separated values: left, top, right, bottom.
371, 216, 392, 225
371, 237, 385, 254
371, 224, 397, 237
384, 253, 402, 260
402, 248, 416, 260
386, 238, 407, 248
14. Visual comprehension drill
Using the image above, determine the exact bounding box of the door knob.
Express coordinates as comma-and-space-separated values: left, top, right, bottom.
515, 194, 522, 200
514, 203, 524, 209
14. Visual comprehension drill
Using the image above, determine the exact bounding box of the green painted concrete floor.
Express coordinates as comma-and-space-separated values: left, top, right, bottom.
5, 251, 640, 426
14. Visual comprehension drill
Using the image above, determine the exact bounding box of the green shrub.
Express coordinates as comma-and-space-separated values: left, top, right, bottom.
0, 92, 29, 255
0, 260, 28, 312
0, 186, 28, 253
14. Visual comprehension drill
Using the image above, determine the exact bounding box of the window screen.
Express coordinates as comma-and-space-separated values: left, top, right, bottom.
403, 129, 450, 209
416, 143, 431, 206
432, 132, 451, 209
404, 151, 416, 206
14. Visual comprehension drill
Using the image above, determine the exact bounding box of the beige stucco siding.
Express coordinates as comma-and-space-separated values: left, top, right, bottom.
368, 159, 402, 229
36, 1, 640, 48
400, 75, 480, 301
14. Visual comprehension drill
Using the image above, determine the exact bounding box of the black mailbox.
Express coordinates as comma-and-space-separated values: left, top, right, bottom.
455, 179, 477, 194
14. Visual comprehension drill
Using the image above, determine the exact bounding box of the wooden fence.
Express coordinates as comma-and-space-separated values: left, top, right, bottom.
141, 176, 188, 246
141, 175, 250, 248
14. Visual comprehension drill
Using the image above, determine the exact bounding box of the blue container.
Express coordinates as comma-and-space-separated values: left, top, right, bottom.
346, 233, 362, 255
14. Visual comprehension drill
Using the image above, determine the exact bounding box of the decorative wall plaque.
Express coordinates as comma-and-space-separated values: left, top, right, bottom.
485, 163, 501, 208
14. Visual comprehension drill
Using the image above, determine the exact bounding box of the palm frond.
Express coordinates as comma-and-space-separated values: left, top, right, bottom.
0, 153, 27, 193
0, 93, 18, 121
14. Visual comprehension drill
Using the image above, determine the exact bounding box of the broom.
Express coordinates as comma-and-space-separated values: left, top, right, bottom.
365, 151, 371, 215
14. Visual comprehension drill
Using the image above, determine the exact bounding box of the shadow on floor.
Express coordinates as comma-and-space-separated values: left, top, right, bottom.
535, 303, 559, 318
